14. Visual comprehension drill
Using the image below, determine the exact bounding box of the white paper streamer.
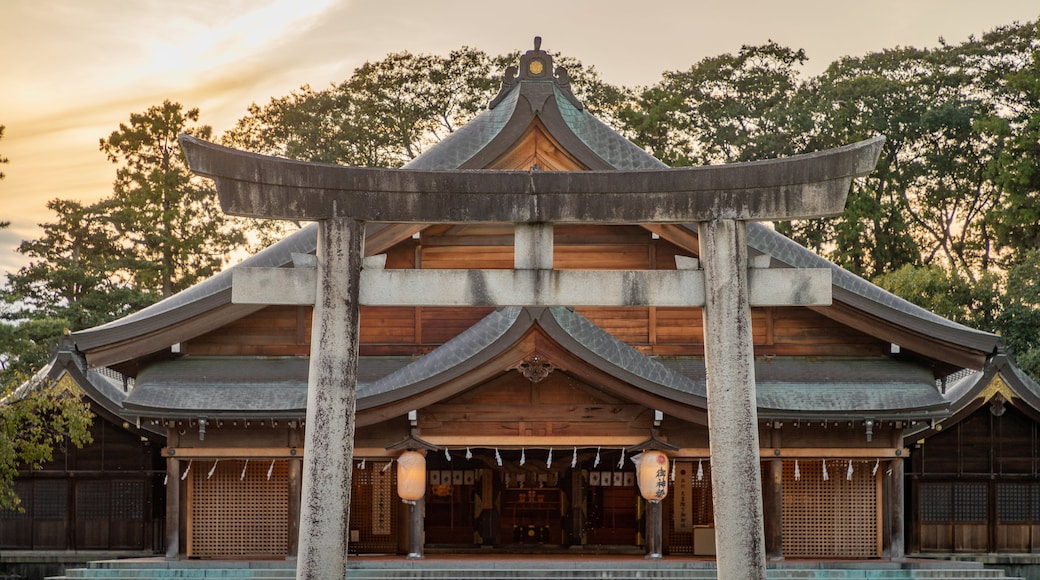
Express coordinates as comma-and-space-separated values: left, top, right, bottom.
208, 460, 218, 479
846, 460, 853, 481
520, 448, 526, 465
359, 458, 366, 470
671, 458, 677, 482
617, 448, 626, 469
267, 459, 276, 481
164, 474, 168, 486
382, 460, 393, 472
546, 448, 553, 468
571, 447, 578, 469
465, 447, 472, 460
495, 448, 503, 466
181, 460, 192, 481
794, 460, 800, 481
696, 459, 704, 481
593, 447, 601, 468
241, 459, 249, 480
445, 448, 451, 461
872, 458, 879, 476
822, 459, 829, 481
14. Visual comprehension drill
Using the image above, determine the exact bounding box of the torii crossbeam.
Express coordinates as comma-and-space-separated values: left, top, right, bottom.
180, 134, 883, 580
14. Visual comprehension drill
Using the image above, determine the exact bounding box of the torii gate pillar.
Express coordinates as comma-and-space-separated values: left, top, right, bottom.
297, 218, 364, 576
700, 219, 766, 577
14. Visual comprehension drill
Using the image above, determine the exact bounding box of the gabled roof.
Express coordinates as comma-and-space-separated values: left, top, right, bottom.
69, 41, 1000, 374
906, 353, 1040, 443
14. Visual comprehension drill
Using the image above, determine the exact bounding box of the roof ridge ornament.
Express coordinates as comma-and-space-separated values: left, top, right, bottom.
489, 36, 584, 111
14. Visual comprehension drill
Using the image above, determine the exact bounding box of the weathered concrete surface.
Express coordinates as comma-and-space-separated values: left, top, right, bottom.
232, 266, 830, 308
179, 135, 884, 223
296, 218, 363, 580
699, 219, 767, 579
514, 223, 553, 269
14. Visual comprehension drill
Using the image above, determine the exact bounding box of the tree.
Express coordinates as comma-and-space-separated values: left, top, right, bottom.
0, 124, 8, 182
872, 264, 999, 331
776, 23, 1037, 280
620, 42, 809, 167
99, 101, 245, 297
223, 47, 630, 167
0, 199, 157, 385
982, 23, 1040, 262
997, 250, 1040, 380
1, 124, 9, 230
0, 379, 94, 511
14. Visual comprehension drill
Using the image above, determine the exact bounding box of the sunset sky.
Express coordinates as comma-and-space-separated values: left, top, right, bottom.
1, 0, 1037, 278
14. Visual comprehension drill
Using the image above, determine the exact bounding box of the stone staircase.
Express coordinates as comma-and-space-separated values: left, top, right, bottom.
46, 559, 1023, 580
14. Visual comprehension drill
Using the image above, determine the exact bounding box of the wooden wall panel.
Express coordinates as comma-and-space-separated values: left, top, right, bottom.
574, 307, 650, 344
421, 246, 513, 269
186, 305, 309, 357
556, 245, 650, 270
420, 372, 652, 440
420, 307, 496, 345
359, 307, 416, 344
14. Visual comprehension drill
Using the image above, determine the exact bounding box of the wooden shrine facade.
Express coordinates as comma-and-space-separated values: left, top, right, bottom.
34, 40, 1006, 568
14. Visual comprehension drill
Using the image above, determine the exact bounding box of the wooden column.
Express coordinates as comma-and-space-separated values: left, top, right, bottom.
165, 457, 180, 559
645, 500, 663, 559
407, 498, 425, 559
764, 459, 784, 560
699, 219, 767, 579
889, 457, 905, 559
296, 217, 364, 580
287, 458, 302, 559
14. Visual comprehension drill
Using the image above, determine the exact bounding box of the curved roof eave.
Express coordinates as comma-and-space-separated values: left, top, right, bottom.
356, 306, 707, 415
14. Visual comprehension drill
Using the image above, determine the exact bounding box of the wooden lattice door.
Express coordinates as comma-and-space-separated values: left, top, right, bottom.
188, 460, 289, 557
782, 459, 880, 558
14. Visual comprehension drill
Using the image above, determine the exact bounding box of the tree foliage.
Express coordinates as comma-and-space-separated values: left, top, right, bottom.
0, 381, 94, 511
622, 42, 809, 167
100, 101, 245, 297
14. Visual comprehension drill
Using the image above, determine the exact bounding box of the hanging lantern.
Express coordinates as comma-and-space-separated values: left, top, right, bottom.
397, 451, 426, 502
636, 450, 670, 502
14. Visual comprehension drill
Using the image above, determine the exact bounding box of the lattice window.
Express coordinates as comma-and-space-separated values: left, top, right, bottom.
921, 483, 952, 522
953, 483, 987, 522
0, 481, 32, 520
666, 461, 712, 555
189, 460, 289, 558
76, 481, 110, 519
111, 481, 144, 520
998, 483, 1031, 522
349, 461, 398, 553
33, 480, 67, 520
782, 460, 878, 558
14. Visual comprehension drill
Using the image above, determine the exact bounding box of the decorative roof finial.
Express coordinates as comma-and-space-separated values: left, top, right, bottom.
534, 36, 542, 51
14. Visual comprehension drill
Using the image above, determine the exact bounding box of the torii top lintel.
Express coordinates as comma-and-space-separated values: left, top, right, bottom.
178, 134, 883, 224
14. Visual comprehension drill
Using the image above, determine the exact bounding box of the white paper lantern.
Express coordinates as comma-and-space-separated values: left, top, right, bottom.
636, 450, 670, 502
397, 451, 426, 502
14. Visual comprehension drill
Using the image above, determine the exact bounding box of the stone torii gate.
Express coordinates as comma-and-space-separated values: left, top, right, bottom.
180, 134, 883, 580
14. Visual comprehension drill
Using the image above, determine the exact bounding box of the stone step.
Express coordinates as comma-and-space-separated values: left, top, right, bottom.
48, 569, 1023, 580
